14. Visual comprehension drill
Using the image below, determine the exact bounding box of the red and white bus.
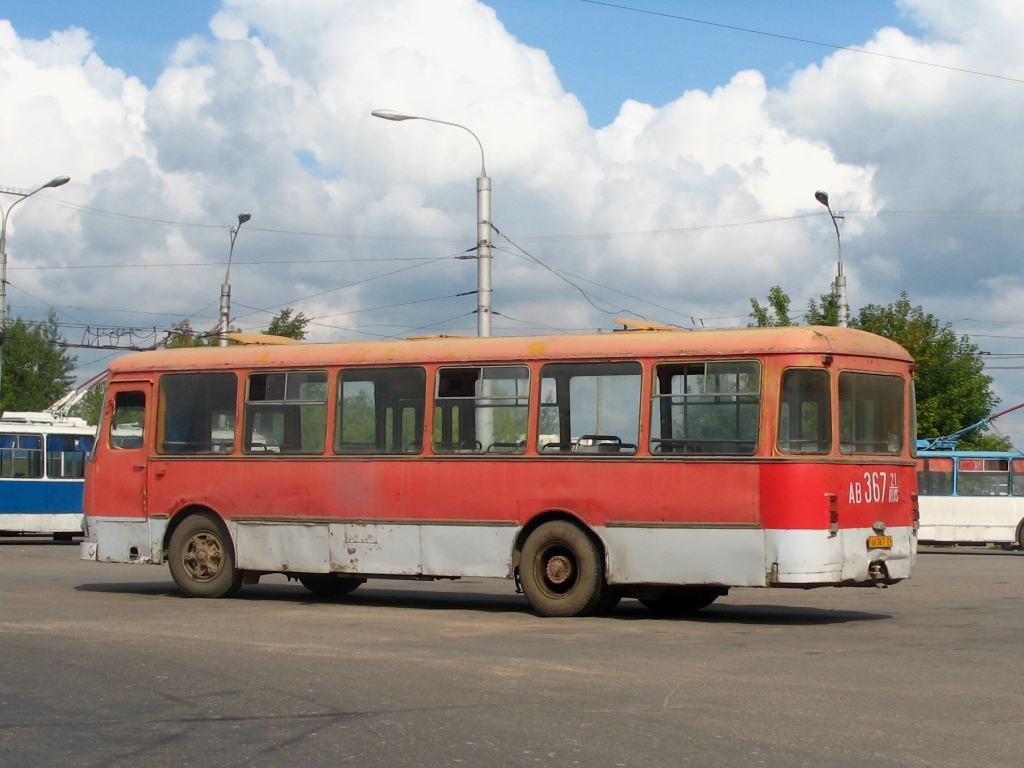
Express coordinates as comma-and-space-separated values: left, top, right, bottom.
80, 325, 918, 616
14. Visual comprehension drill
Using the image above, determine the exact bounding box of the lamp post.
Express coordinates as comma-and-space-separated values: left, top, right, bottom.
371, 109, 492, 337
815, 190, 847, 328
218, 212, 252, 347
0, 175, 71, 402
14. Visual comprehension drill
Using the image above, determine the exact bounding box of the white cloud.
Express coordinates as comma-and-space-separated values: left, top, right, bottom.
3, 0, 1024, 439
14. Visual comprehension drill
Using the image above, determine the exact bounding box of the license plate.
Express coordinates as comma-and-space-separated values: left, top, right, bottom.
867, 535, 893, 549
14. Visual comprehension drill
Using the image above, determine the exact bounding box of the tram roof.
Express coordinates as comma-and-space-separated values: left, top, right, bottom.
107, 325, 913, 375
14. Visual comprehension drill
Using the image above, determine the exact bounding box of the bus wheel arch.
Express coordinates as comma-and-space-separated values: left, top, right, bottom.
166, 507, 243, 598
515, 513, 608, 617
1017, 519, 1024, 550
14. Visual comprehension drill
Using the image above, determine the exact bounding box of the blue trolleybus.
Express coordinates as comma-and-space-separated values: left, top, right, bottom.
0, 412, 96, 540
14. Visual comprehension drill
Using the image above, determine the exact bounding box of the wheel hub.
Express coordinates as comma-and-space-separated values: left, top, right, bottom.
545, 554, 574, 585
184, 533, 223, 582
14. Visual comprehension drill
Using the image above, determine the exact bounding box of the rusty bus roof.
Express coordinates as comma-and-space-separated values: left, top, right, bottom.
106, 326, 913, 375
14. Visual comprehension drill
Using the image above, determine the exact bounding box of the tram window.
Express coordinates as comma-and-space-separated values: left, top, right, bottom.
651, 360, 760, 456
46, 434, 95, 479
957, 457, 1010, 496
336, 367, 425, 455
0, 433, 43, 478
160, 373, 238, 454
1013, 459, 1024, 496
917, 457, 953, 495
539, 361, 640, 455
246, 370, 327, 454
839, 373, 904, 455
778, 369, 830, 454
433, 366, 529, 454
110, 391, 145, 450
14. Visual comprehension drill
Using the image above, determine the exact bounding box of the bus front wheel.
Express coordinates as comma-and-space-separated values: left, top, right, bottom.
168, 512, 243, 598
520, 521, 605, 617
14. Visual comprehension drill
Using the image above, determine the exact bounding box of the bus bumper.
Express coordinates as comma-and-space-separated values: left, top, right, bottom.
79, 517, 167, 564
765, 526, 916, 586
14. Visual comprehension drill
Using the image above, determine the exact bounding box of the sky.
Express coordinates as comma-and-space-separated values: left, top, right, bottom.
2, 0, 1024, 444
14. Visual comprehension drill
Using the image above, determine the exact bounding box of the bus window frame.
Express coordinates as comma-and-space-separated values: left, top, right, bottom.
838, 371, 905, 456
537, 360, 642, 456
244, 369, 329, 455
777, 367, 831, 456
336, 366, 426, 456
433, 364, 530, 455
158, 371, 239, 455
649, 358, 761, 457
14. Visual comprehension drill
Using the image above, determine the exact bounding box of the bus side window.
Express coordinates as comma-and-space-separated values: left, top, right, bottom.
245, 370, 327, 455
539, 361, 641, 456
110, 391, 146, 450
651, 360, 760, 456
336, 367, 426, 455
159, 373, 237, 454
433, 366, 529, 455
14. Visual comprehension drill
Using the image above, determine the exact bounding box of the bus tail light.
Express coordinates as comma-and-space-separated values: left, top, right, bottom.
827, 493, 839, 536
911, 492, 920, 532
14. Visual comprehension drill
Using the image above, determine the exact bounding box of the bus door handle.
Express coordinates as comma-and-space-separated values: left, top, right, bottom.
133, 464, 146, 472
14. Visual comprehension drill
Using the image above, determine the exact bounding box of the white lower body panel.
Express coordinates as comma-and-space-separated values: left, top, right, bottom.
81, 516, 915, 587
918, 524, 1018, 545
0, 513, 83, 535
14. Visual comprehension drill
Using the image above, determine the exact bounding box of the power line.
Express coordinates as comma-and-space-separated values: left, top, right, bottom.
578, 0, 1024, 85
8, 255, 456, 271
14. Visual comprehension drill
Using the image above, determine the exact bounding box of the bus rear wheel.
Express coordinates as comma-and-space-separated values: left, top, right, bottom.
520, 521, 605, 617
639, 586, 724, 615
298, 573, 365, 598
168, 512, 243, 598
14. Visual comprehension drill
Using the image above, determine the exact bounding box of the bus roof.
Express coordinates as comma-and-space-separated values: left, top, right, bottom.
106, 325, 913, 375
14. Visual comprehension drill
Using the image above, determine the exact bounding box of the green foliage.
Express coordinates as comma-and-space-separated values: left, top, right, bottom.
0, 311, 77, 412
69, 381, 106, 426
749, 286, 1010, 449
804, 288, 840, 326
750, 285, 839, 327
852, 293, 1007, 449
264, 308, 309, 341
339, 389, 375, 444
749, 285, 792, 327
165, 319, 217, 348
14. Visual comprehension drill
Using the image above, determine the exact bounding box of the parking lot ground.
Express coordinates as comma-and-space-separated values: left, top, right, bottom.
1, 539, 1021, 767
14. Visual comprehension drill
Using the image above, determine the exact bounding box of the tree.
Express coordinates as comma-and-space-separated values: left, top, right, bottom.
165, 319, 217, 348
749, 287, 1009, 449
264, 308, 310, 340
70, 382, 106, 426
853, 293, 1008, 450
750, 285, 838, 327
0, 311, 77, 412
749, 285, 792, 327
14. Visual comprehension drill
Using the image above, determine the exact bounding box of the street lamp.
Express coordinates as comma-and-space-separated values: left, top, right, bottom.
218, 212, 252, 347
815, 190, 847, 328
371, 109, 492, 337
0, 175, 71, 402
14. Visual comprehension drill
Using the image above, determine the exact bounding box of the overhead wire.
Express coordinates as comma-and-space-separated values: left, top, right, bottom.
578, 0, 1024, 85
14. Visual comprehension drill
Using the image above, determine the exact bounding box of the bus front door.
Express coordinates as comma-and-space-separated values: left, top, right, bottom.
87, 383, 157, 562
